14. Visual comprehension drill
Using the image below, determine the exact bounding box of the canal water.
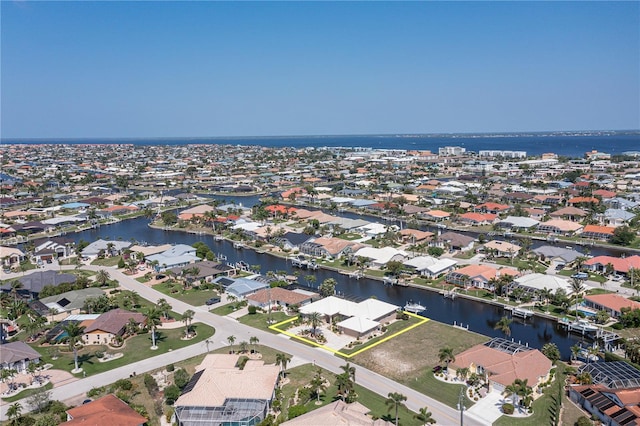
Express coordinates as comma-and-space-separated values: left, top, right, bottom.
69, 214, 610, 360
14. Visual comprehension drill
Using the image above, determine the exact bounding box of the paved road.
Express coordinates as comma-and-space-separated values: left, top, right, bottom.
1, 265, 482, 425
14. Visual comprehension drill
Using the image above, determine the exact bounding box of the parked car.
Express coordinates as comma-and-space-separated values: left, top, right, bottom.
205, 297, 221, 306
571, 272, 588, 280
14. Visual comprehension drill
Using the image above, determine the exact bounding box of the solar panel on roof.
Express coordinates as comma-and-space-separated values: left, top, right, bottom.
57, 297, 71, 307
218, 277, 234, 287
180, 369, 204, 396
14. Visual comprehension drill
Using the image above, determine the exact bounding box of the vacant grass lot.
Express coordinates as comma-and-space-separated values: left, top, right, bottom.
152, 281, 220, 306
237, 311, 291, 333
352, 319, 488, 408
32, 324, 215, 377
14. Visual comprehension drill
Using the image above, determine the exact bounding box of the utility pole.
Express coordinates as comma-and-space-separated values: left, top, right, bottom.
458, 387, 465, 426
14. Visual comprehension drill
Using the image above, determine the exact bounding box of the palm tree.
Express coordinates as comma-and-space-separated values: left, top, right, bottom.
494, 316, 513, 337
145, 306, 162, 349
385, 392, 408, 426
335, 372, 354, 401
227, 335, 236, 352
182, 309, 195, 336
7, 402, 22, 425
125, 317, 139, 336
239, 341, 248, 353
9, 280, 23, 302
157, 298, 172, 320
438, 346, 455, 373
570, 278, 585, 299
275, 352, 291, 378
62, 321, 86, 372
503, 380, 520, 406
570, 345, 581, 364
310, 368, 326, 403
307, 312, 323, 337
95, 269, 110, 287
414, 406, 436, 425
341, 362, 356, 384
249, 336, 259, 352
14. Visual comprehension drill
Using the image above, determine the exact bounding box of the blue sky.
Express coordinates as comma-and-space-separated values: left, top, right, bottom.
1, 1, 638, 138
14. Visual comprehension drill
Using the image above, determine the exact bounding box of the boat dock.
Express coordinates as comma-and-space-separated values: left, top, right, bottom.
506, 306, 534, 319
443, 288, 457, 300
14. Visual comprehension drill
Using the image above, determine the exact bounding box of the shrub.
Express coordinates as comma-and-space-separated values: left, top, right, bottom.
575, 416, 592, 426
174, 368, 190, 390
287, 404, 308, 419
95, 351, 104, 359
166, 363, 175, 372
502, 403, 514, 415
165, 407, 175, 423
143, 374, 158, 396
113, 379, 133, 391
115, 390, 130, 403
164, 385, 180, 405
87, 387, 105, 398
248, 305, 258, 315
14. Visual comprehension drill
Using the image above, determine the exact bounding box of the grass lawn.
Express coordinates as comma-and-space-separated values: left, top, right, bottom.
90, 256, 123, 267
153, 281, 220, 306
209, 303, 240, 316
237, 311, 291, 333
1, 382, 53, 402
339, 316, 422, 356
352, 319, 488, 409
31, 323, 215, 377
337, 233, 364, 241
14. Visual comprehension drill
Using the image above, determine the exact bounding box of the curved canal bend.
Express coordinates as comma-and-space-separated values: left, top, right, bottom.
69, 214, 619, 360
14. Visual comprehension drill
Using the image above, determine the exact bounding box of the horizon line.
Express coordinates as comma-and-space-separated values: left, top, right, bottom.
2, 129, 639, 142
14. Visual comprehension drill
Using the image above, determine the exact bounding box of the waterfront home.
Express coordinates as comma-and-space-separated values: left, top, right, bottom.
82, 308, 146, 345
584, 294, 640, 319
448, 338, 552, 396
399, 228, 434, 244
459, 212, 497, 225
496, 216, 540, 231
433, 232, 475, 253
32, 237, 75, 263
146, 244, 200, 271
168, 260, 234, 283
0, 246, 26, 267
281, 400, 393, 426
299, 237, 364, 259
532, 245, 583, 268
0, 341, 41, 373
568, 196, 600, 207
602, 209, 637, 227
177, 204, 216, 221
508, 273, 573, 298
584, 255, 640, 275
569, 384, 640, 426
353, 247, 409, 268
63, 394, 146, 426
129, 244, 173, 259
81, 239, 132, 260
446, 264, 499, 290
537, 219, 584, 236
245, 287, 315, 311
174, 354, 280, 426
473, 202, 511, 215
422, 209, 451, 221
403, 256, 457, 278
299, 296, 398, 339
577, 362, 640, 390
523, 207, 547, 221
483, 240, 522, 258
582, 225, 616, 241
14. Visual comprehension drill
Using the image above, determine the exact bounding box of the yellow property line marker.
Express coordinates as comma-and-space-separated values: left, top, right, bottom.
269, 311, 429, 358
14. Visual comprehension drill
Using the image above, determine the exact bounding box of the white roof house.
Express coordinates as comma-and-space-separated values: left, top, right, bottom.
354, 247, 408, 267
512, 273, 574, 295
356, 222, 389, 237
81, 239, 132, 258
299, 296, 398, 323
498, 216, 540, 229
403, 256, 458, 277
146, 244, 199, 271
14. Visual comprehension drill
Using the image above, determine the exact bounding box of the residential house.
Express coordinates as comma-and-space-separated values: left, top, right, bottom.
82, 308, 146, 345
532, 246, 583, 268
62, 394, 146, 426
32, 237, 75, 263
353, 247, 409, 268
403, 256, 458, 278
448, 338, 552, 395
81, 239, 132, 260
299, 237, 364, 259
168, 260, 234, 283
602, 209, 636, 227
213, 276, 270, 300
40, 288, 106, 318
497, 216, 540, 231
422, 210, 451, 222
0, 270, 77, 299
584, 255, 640, 275
0, 341, 41, 373
146, 244, 200, 271
584, 294, 640, 319
474, 202, 511, 215
299, 296, 398, 339
549, 206, 588, 222
174, 354, 280, 426
446, 264, 498, 290
582, 225, 616, 241
569, 385, 640, 426
459, 212, 497, 226
272, 232, 313, 251
433, 232, 475, 253
398, 228, 434, 244
0, 246, 25, 267
508, 273, 574, 298
537, 219, 584, 236
245, 287, 315, 311
483, 240, 522, 258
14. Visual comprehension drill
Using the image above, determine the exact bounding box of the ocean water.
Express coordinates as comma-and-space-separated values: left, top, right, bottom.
2, 131, 639, 158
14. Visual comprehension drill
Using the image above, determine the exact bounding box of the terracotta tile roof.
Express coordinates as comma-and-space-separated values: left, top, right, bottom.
454, 264, 498, 281
84, 309, 146, 334
585, 293, 640, 313
425, 209, 451, 218
585, 255, 640, 273
246, 287, 312, 305
568, 196, 599, 204
549, 206, 587, 217
312, 237, 364, 256
460, 212, 497, 223
63, 394, 146, 426
475, 202, 510, 211
583, 225, 615, 235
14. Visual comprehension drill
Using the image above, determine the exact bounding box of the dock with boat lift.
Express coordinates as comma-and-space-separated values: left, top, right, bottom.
505, 305, 534, 319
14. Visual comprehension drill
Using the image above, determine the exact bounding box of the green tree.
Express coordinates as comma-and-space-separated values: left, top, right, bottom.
227, 335, 236, 352
611, 226, 636, 246
173, 368, 191, 389
494, 316, 513, 337
62, 321, 86, 372
145, 306, 162, 349
438, 346, 455, 372
182, 309, 195, 336
385, 392, 408, 426
307, 312, 323, 337
542, 343, 561, 363
319, 278, 336, 297
275, 352, 291, 378
7, 402, 22, 425
95, 269, 111, 287
310, 368, 326, 403
340, 362, 356, 383
414, 406, 437, 425
385, 260, 404, 277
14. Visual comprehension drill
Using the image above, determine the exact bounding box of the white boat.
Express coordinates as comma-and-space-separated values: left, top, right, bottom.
512, 307, 534, 319
404, 300, 426, 313
568, 319, 598, 334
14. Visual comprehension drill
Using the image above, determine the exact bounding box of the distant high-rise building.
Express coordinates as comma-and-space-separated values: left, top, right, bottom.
439, 146, 466, 156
